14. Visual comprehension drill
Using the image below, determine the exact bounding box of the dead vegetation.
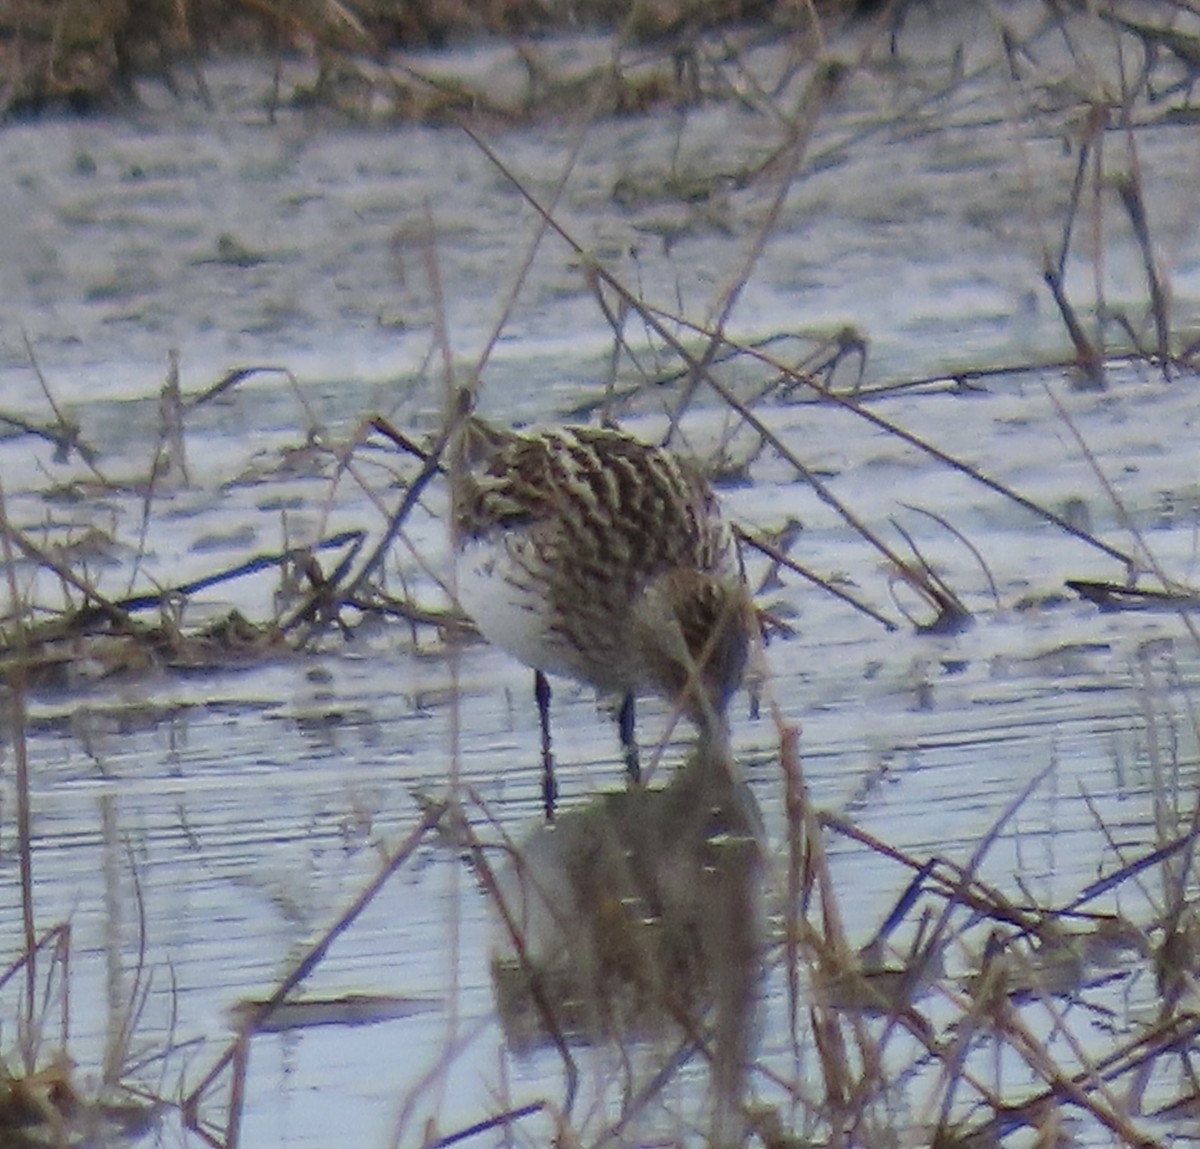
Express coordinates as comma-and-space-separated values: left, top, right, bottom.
4, 1, 1200, 1147
0, 0, 852, 118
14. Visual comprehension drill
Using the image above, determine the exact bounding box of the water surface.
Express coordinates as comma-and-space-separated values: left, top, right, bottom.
2, 4, 1200, 1146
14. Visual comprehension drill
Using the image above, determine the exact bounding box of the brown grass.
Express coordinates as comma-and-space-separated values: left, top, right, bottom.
0, 0, 855, 116
5, 2, 1200, 1146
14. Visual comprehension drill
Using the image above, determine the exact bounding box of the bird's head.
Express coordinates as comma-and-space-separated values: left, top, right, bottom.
634, 571, 756, 735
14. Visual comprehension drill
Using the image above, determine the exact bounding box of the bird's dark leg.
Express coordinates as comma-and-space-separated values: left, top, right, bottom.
618, 691, 641, 784
534, 670, 557, 820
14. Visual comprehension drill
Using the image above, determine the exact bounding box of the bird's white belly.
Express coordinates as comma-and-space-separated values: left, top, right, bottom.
456, 537, 580, 679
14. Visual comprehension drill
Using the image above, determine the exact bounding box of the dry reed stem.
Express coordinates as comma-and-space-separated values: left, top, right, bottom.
452, 801, 580, 1115
17, 332, 100, 470
0, 500, 124, 624
663, 50, 853, 438
899, 504, 1002, 610
5, 6, 1200, 1146
0, 526, 364, 678
1045, 379, 1200, 649
642, 304, 1139, 570
0, 478, 39, 1068
346, 213, 458, 603
1116, 171, 1172, 363
735, 523, 898, 631
774, 709, 917, 1142
885, 518, 971, 635
851, 349, 1199, 398
463, 115, 981, 629
182, 802, 445, 1142
817, 752, 1200, 1145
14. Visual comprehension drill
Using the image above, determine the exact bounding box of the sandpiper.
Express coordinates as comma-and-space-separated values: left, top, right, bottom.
451, 410, 754, 818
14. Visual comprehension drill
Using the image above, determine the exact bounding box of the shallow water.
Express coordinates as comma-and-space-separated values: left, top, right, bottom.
3, 3, 1200, 1146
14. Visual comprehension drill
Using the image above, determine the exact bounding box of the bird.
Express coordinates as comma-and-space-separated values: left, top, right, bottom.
449, 407, 754, 819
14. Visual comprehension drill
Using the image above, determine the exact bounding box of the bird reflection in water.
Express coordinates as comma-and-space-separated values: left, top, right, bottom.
489, 733, 764, 1147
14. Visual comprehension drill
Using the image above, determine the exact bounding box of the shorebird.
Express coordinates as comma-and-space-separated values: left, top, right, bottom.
450, 409, 754, 818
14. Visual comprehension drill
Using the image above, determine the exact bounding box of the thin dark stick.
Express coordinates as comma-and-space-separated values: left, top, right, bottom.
183, 364, 294, 411
1057, 121, 1093, 282
427, 1101, 547, 1149
1042, 263, 1105, 388
851, 350, 1198, 400
345, 421, 455, 600
63, 530, 363, 625
534, 670, 557, 821
887, 517, 972, 634
1042, 381, 1198, 642
618, 691, 640, 783
1115, 174, 1171, 363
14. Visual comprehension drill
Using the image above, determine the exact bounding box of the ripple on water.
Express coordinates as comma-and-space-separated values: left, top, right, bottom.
4, 7, 1200, 1145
